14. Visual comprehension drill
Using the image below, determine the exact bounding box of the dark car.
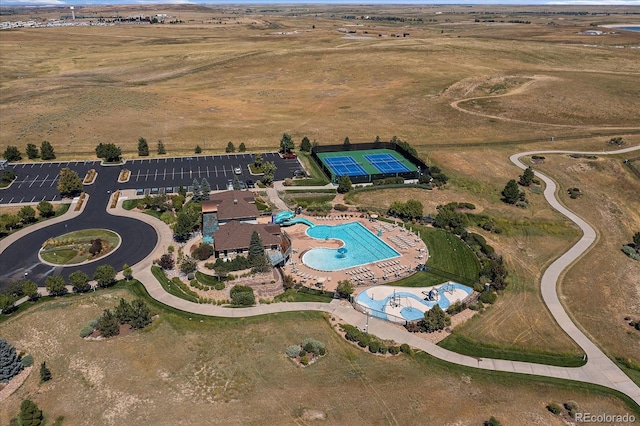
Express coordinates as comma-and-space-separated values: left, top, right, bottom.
238, 180, 247, 190
283, 153, 297, 159
246, 179, 255, 188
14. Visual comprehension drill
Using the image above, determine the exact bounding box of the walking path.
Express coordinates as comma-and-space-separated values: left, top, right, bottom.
8, 148, 640, 407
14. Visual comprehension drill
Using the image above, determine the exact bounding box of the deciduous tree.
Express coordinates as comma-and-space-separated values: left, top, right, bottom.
22, 280, 39, 300
37, 201, 55, 218
336, 280, 355, 298
45, 275, 66, 296
69, 270, 90, 293
95, 143, 121, 162
94, 264, 116, 287
57, 167, 82, 197
18, 206, 36, 224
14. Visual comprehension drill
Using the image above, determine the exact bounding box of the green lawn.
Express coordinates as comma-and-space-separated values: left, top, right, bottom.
420, 226, 480, 286
195, 270, 219, 286
438, 333, 587, 368
40, 229, 121, 265
122, 199, 140, 210
151, 266, 199, 303
273, 287, 333, 303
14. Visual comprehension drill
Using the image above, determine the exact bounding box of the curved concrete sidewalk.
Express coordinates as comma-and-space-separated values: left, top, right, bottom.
119, 150, 639, 407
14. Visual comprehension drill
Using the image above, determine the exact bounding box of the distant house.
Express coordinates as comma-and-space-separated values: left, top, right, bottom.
582, 30, 603, 35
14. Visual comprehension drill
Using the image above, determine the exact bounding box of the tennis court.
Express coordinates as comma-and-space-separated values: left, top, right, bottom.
364, 153, 412, 174
323, 156, 369, 177
316, 149, 419, 182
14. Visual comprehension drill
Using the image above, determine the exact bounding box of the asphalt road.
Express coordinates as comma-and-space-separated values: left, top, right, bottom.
0, 166, 158, 286
0, 152, 301, 203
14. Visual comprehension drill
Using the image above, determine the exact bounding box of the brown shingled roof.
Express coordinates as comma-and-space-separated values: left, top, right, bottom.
201, 190, 258, 221
213, 220, 281, 252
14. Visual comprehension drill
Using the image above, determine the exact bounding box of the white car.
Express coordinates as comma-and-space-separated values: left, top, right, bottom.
234, 166, 242, 175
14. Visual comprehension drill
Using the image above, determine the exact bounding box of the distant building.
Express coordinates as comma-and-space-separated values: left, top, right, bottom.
582, 30, 603, 35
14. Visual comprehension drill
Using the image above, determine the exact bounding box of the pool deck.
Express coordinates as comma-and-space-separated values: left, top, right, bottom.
270, 214, 429, 293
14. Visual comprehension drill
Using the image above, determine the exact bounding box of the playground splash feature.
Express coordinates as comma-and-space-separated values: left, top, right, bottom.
337, 247, 348, 258
274, 211, 315, 227
355, 283, 473, 323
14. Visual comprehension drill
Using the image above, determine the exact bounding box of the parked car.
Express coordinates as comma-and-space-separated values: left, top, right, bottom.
226, 179, 234, 191
238, 181, 247, 190
246, 179, 255, 188
283, 153, 297, 159
293, 169, 306, 177
234, 166, 242, 175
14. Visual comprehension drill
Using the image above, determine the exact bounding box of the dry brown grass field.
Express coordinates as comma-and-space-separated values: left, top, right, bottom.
1, 5, 639, 158
531, 154, 640, 363
0, 288, 635, 425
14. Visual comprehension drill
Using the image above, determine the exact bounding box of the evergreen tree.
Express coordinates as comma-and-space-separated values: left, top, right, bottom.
343, 136, 351, 148
201, 178, 211, 201
137, 137, 149, 156
280, 133, 294, 153
225, 141, 235, 153
57, 167, 82, 197
157, 140, 166, 155
39, 361, 51, 383
97, 309, 120, 337
114, 298, 135, 324
632, 231, 640, 249
238, 142, 246, 152
337, 175, 352, 194
45, 275, 66, 296
40, 141, 56, 160
194, 145, 202, 154
19, 399, 44, 426
254, 153, 264, 170
191, 178, 202, 202
0, 338, 24, 382
3, 146, 22, 162
300, 136, 311, 152
26, 143, 39, 160
129, 299, 152, 329
519, 166, 534, 186
502, 179, 523, 204
247, 231, 269, 271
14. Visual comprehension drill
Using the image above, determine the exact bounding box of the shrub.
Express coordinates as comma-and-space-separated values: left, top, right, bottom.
79, 325, 94, 338
368, 341, 380, 353
286, 345, 301, 358
192, 243, 214, 261
334, 203, 349, 211
478, 291, 497, 304
378, 344, 388, 354
388, 346, 400, 355
400, 343, 412, 355
230, 285, 255, 306
564, 401, 579, 418
484, 416, 502, 426
622, 245, 640, 260
21, 354, 33, 367
159, 253, 175, 270
300, 355, 309, 366
214, 281, 225, 291
547, 403, 563, 415
301, 338, 326, 356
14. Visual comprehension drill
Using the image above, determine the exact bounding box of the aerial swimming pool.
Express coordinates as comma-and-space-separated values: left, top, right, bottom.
301, 222, 399, 271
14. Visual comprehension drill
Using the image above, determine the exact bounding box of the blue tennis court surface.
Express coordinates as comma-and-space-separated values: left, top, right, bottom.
324, 156, 368, 176
364, 153, 411, 173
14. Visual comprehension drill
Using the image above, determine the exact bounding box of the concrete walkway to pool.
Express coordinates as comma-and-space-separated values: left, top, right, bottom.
10, 147, 640, 407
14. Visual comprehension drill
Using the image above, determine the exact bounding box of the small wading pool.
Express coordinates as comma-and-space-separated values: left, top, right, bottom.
355, 283, 473, 323
301, 222, 399, 271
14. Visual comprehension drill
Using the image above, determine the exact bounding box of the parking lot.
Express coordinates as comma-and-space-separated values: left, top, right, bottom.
0, 153, 302, 204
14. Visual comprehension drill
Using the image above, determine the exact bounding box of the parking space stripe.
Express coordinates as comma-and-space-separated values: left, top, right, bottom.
214, 166, 218, 177
29, 175, 39, 187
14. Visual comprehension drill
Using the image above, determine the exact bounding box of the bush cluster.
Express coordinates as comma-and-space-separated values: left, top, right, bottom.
333, 203, 349, 211
230, 285, 255, 306
372, 177, 404, 186
301, 338, 326, 356
207, 256, 250, 272
191, 243, 214, 261
340, 324, 400, 356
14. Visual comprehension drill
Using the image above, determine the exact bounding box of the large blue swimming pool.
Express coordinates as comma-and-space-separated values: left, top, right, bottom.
302, 222, 399, 271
